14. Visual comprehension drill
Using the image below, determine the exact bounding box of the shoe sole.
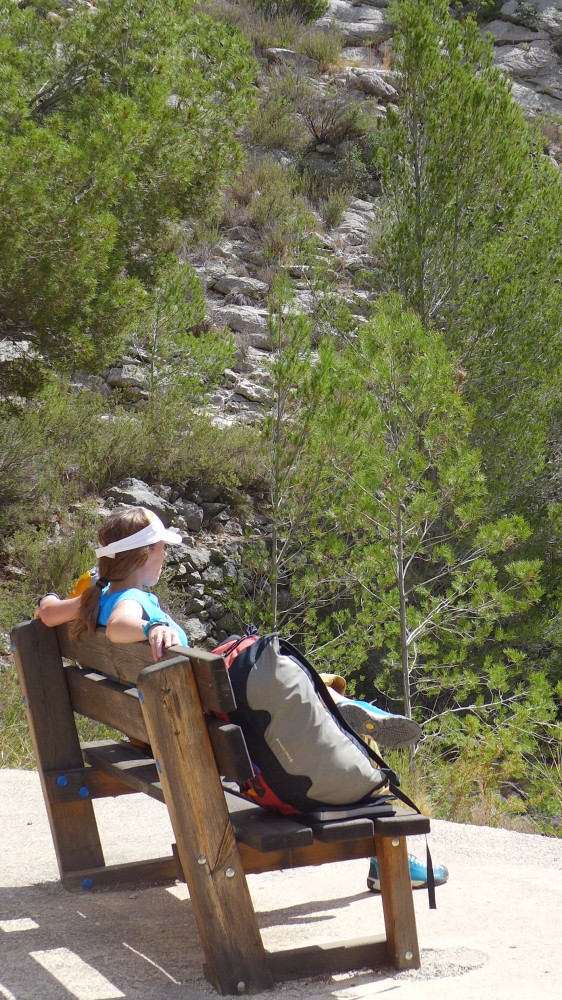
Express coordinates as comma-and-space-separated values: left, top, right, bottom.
367, 876, 448, 893
339, 703, 422, 749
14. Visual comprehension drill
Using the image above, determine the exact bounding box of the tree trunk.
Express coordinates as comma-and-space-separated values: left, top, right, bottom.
396, 503, 412, 718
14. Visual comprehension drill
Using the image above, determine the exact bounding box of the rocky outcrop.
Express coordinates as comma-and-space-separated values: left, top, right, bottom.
487, 3, 562, 115
317, 0, 392, 44
100, 477, 262, 644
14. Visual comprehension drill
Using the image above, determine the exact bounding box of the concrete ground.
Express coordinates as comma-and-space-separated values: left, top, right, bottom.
1, 768, 561, 1000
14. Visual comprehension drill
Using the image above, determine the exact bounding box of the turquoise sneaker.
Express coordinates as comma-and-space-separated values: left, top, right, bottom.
367, 853, 449, 892
338, 699, 422, 748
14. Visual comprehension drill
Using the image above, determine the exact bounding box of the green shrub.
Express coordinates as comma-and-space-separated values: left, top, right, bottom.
246, 72, 309, 151
296, 24, 344, 71
0, 411, 47, 535
321, 188, 350, 228
299, 87, 375, 147
0, 664, 34, 768
250, 0, 329, 24
301, 142, 376, 204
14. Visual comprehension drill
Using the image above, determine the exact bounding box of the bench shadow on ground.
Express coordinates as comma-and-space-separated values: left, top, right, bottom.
0, 879, 388, 1000
0, 879, 487, 1000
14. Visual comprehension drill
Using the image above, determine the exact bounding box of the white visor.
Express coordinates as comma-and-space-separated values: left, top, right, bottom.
95, 509, 182, 558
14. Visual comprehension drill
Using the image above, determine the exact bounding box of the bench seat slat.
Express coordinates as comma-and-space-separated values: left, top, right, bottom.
83, 741, 164, 801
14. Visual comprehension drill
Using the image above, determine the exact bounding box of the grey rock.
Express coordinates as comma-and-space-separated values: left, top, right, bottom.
501, 1, 562, 34
0, 339, 34, 362
265, 48, 320, 73
105, 479, 176, 524
212, 275, 269, 299
184, 617, 210, 644
348, 69, 397, 99
510, 78, 562, 115
105, 364, 148, 389
224, 519, 244, 536
317, 1, 392, 44
229, 376, 270, 404
484, 19, 549, 44
173, 500, 204, 533
210, 304, 269, 340
184, 596, 207, 614
182, 546, 212, 572
215, 612, 238, 633
202, 564, 225, 586
494, 39, 555, 78
223, 561, 238, 582
226, 396, 264, 415
202, 502, 228, 519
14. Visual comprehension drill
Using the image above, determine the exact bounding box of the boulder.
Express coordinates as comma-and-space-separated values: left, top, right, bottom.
211, 275, 269, 299
317, 1, 392, 44
210, 304, 269, 340
501, 1, 562, 34
104, 364, 148, 389
173, 500, 204, 533
184, 617, 210, 644
484, 19, 549, 44
348, 68, 398, 99
227, 376, 270, 404
265, 48, 320, 73
180, 546, 212, 572
493, 39, 555, 78
105, 479, 176, 524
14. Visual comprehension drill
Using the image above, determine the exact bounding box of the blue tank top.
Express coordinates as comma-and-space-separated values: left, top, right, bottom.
97, 588, 189, 646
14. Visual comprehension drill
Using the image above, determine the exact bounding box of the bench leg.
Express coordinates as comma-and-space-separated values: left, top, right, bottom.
138, 658, 273, 995
11, 621, 105, 880
373, 832, 420, 970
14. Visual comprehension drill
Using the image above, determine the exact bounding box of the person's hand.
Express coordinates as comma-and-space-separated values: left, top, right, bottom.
147, 624, 180, 661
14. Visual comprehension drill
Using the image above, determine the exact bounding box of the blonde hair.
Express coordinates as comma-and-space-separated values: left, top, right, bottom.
73, 507, 154, 638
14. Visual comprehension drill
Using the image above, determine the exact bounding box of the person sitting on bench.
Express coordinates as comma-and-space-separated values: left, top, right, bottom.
34, 505, 448, 893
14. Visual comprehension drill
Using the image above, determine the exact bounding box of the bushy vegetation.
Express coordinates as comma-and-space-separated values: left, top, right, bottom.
0, 0, 255, 397
1, 0, 560, 836
250, 0, 329, 23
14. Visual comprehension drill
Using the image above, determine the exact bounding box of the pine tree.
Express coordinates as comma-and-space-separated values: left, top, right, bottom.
0, 0, 255, 396
298, 296, 544, 727
375, 0, 562, 507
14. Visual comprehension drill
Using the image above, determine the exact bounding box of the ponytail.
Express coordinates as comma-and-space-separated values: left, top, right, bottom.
71, 582, 103, 638
71, 506, 153, 638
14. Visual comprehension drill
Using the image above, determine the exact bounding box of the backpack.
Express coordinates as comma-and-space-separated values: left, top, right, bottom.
211, 629, 400, 817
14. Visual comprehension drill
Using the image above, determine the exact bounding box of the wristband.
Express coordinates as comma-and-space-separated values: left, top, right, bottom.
143, 618, 170, 638
36, 592, 60, 609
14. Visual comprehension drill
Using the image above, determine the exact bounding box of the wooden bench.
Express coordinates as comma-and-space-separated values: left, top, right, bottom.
11, 618, 431, 996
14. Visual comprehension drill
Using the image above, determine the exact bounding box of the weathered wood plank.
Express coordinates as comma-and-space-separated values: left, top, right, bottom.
206, 719, 255, 784
138, 657, 273, 995
56, 625, 235, 712
268, 936, 388, 981
62, 856, 179, 892
236, 835, 379, 875
44, 765, 137, 803
82, 741, 164, 802
66, 665, 149, 743
10, 620, 105, 877
373, 813, 431, 838
373, 831, 420, 969
224, 792, 313, 851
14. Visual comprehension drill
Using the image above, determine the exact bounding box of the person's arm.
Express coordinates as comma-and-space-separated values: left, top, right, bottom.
105, 599, 180, 661
34, 595, 80, 627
